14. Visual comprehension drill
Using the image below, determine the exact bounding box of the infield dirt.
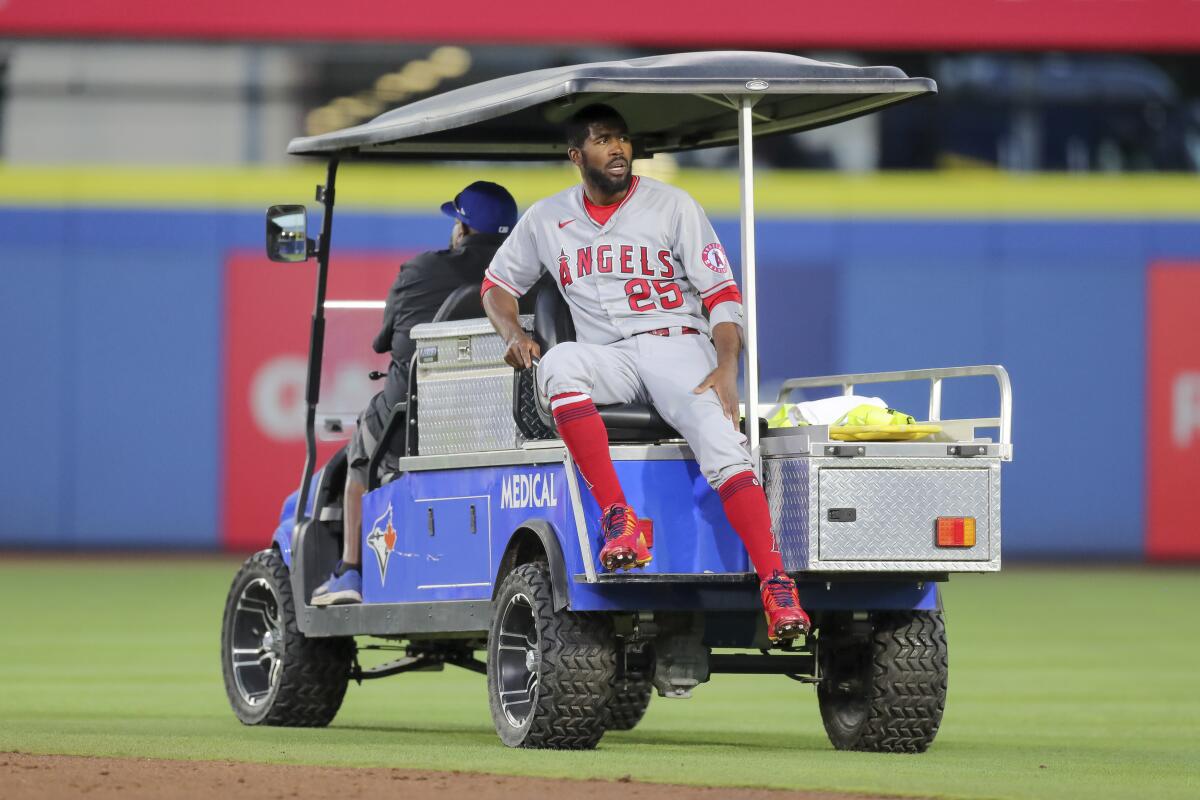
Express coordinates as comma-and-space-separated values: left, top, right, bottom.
1, 753, 919, 800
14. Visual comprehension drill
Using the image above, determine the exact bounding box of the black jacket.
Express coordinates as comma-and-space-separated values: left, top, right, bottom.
366, 232, 506, 433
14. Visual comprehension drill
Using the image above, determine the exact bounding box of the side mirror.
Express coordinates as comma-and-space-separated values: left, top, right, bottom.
265, 204, 313, 262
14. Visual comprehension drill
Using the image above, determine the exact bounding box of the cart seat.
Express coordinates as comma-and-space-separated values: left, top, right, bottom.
436, 281, 541, 322
432, 283, 484, 322
531, 287, 680, 441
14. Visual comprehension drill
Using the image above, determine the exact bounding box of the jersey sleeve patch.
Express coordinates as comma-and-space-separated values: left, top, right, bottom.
700, 243, 730, 274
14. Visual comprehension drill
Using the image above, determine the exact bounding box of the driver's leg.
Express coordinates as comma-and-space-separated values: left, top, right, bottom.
312, 410, 377, 606
342, 475, 365, 566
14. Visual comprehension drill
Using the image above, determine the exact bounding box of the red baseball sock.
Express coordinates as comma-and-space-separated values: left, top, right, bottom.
551, 393, 626, 510
718, 470, 785, 581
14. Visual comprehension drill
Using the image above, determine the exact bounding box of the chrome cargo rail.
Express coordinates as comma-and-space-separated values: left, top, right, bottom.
776, 365, 1012, 448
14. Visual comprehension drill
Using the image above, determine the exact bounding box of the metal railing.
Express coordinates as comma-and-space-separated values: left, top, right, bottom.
775, 365, 1012, 446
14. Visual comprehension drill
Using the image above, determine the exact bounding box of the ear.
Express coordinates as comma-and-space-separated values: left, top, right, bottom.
567, 147, 582, 167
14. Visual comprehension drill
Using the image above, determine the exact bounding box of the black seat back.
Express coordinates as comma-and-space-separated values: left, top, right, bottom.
533, 281, 576, 351
435, 278, 546, 324
433, 283, 484, 322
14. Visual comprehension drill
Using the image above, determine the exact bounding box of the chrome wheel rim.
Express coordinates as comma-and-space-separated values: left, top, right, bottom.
496, 592, 539, 728
229, 578, 284, 707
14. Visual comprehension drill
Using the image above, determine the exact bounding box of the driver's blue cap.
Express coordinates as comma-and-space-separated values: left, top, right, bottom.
440, 181, 518, 235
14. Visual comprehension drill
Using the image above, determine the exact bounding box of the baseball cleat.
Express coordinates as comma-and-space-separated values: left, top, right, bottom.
598, 504, 653, 572
760, 570, 811, 642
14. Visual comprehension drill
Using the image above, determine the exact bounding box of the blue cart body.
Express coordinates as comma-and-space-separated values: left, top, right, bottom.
272, 453, 938, 618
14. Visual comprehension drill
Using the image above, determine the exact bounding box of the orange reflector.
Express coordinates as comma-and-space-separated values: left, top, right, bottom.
936, 517, 976, 547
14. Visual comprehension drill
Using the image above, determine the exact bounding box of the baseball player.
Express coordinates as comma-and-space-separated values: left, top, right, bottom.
481, 105, 809, 641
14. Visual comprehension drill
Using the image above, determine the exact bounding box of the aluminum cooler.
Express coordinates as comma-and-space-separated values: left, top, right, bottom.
409, 316, 533, 455
763, 366, 1012, 573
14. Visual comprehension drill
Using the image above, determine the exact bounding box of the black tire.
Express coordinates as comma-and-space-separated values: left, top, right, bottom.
487, 561, 616, 749
817, 608, 948, 753
607, 677, 653, 732
220, 549, 354, 727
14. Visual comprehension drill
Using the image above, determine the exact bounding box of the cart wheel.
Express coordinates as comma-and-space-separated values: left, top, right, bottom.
487, 561, 616, 749
607, 642, 654, 732
220, 549, 353, 727
607, 677, 653, 732
817, 606, 948, 753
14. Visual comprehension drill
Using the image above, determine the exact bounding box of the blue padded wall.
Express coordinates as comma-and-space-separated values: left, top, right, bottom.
2, 206, 1198, 557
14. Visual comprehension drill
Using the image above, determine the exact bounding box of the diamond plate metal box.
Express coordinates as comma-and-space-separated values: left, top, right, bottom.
411, 318, 532, 455
763, 456, 1001, 572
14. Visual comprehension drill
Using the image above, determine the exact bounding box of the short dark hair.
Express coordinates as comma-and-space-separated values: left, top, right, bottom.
565, 104, 628, 149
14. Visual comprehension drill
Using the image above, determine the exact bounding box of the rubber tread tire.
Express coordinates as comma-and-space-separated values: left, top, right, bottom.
817, 609, 948, 753
220, 549, 354, 727
487, 562, 616, 749
513, 368, 555, 441
606, 678, 653, 731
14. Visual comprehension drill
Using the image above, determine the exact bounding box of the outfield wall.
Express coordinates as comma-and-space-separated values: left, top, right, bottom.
1, 167, 1197, 559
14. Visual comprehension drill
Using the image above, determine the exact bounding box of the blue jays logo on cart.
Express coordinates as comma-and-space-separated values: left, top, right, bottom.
501, 471, 558, 509
366, 503, 398, 583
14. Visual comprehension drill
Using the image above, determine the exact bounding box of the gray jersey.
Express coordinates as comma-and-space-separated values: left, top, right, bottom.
484, 176, 744, 344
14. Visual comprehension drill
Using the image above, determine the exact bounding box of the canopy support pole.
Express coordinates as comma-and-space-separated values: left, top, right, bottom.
295, 157, 339, 529
738, 96, 761, 466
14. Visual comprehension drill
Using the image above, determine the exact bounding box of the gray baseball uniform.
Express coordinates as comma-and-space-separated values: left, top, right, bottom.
484, 175, 752, 487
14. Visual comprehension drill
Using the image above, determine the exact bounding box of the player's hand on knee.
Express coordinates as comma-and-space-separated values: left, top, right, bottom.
694, 365, 740, 429
503, 333, 542, 369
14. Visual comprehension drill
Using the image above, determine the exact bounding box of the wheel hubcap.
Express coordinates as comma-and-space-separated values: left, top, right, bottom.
496, 592, 539, 728
229, 577, 284, 707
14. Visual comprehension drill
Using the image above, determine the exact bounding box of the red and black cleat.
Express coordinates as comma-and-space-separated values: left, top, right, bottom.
760, 570, 811, 642
598, 503, 653, 572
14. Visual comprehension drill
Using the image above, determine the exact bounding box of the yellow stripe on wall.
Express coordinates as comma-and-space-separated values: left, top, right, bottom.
1, 164, 1197, 218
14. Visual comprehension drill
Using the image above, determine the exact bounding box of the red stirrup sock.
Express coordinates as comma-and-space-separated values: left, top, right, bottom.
718, 470, 785, 581
551, 393, 626, 510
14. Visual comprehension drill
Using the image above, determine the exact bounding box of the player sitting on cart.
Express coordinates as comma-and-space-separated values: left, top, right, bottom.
481, 105, 810, 641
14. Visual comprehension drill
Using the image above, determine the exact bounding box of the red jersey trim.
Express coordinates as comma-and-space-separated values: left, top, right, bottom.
699, 278, 736, 298
702, 285, 743, 312
614, 175, 640, 213
582, 175, 640, 226
583, 195, 619, 226
481, 271, 522, 298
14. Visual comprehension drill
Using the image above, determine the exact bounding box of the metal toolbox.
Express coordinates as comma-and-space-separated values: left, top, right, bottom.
410, 316, 533, 455
763, 366, 1011, 573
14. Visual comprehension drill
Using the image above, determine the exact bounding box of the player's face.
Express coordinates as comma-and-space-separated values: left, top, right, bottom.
573, 122, 633, 197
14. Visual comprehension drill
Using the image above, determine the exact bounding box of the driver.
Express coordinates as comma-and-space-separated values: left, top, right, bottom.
313, 181, 518, 606
480, 105, 809, 641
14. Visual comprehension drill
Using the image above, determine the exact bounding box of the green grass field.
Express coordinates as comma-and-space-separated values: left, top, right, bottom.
1, 558, 1197, 799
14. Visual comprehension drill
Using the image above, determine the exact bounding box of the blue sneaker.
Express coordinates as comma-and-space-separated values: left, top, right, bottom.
311, 563, 362, 606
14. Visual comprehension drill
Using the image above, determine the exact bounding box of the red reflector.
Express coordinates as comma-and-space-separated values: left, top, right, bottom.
936, 517, 976, 547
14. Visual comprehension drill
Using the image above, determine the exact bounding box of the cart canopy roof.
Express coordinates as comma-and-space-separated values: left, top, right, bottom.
288, 51, 935, 160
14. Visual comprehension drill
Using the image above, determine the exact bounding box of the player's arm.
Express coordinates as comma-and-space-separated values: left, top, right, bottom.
694, 321, 742, 429
372, 265, 407, 353
483, 287, 541, 369
674, 195, 744, 428
674, 195, 745, 330
481, 208, 543, 369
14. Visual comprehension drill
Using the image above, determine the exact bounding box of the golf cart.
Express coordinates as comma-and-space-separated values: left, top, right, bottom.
220, 51, 1013, 752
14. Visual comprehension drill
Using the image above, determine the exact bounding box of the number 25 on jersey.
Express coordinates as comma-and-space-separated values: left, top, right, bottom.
625, 279, 684, 312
